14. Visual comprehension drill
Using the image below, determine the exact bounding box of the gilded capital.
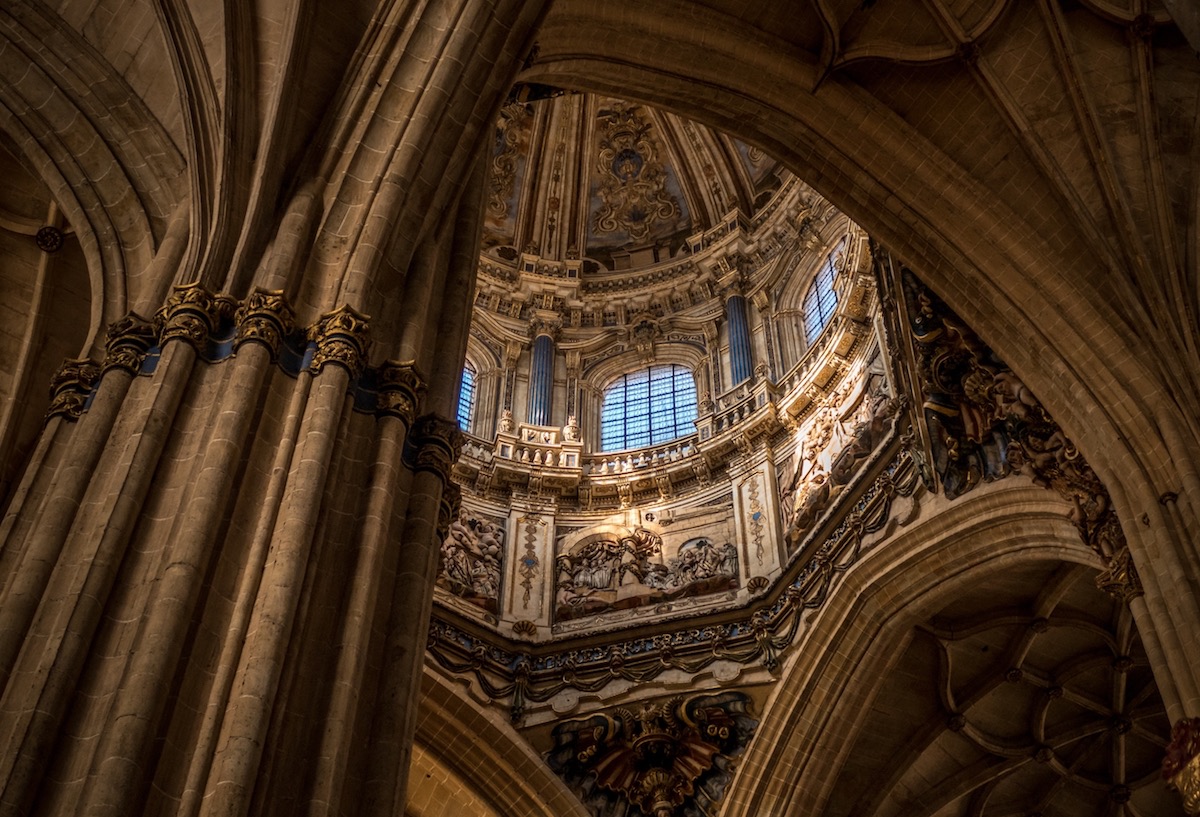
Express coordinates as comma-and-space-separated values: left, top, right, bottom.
235, 288, 294, 358
1095, 547, 1143, 604
46, 357, 101, 421
102, 313, 157, 375
377, 360, 427, 426
309, 304, 371, 379
156, 282, 222, 350
404, 413, 463, 482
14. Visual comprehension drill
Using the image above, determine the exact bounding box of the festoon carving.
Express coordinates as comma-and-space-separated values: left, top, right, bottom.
102, 313, 157, 375
309, 304, 371, 379
1164, 717, 1200, 814
234, 288, 295, 359
547, 692, 756, 817
46, 358, 101, 421
156, 282, 235, 350
899, 269, 1131, 595
376, 360, 427, 427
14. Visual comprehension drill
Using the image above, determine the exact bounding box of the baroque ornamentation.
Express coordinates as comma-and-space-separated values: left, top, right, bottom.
46, 357, 101, 421
102, 313, 157, 375
546, 692, 757, 817
555, 527, 738, 622
1095, 546, 1143, 603
900, 269, 1126, 562
376, 360, 426, 426
234, 288, 294, 358
309, 303, 371, 379
438, 506, 503, 613
592, 100, 681, 243
519, 515, 543, 609
1164, 717, 1200, 814
427, 447, 921, 719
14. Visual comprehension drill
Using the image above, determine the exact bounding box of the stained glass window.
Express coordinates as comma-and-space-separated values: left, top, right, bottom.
803, 243, 843, 344
600, 364, 697, 451
457, 364, 476, 431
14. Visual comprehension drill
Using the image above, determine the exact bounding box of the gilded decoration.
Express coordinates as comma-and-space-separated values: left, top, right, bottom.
404, 414, 463, 483
234, 288, 294, 358
101, 313, 157, 375
308, 303, 371, 379
592, 101, 682, 245
376, 360, 427, 427
438, 508, 505, 614
1165, 717, 1200, 814
900, 270, 1126, 563
546, 692, 757, 817
554, 522, 738, 622
156, 283, 233, 350
46, 358, 100, 421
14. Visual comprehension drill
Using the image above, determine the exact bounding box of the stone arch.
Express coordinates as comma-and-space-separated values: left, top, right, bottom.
519, 0, 1188, 522
415, 668, 589, 817
722, 479, 1166, 815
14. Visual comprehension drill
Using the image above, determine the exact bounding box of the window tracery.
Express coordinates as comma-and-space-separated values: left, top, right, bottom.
599, 364, 698, 452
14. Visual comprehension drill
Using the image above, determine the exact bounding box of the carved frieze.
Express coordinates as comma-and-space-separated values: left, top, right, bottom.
438, 506, 504, 614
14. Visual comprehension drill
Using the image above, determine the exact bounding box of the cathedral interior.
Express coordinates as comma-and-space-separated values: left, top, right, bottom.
0, 1, 1198, 816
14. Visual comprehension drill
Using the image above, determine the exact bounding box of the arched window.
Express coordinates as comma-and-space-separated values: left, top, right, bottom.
457, 364, 476, 431
600, 364, 697, 451
803, 242, 843, 344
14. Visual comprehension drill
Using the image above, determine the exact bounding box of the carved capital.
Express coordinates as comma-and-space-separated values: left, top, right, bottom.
1095, 547, 1143, 604
235, 288, 294, 358
102, 313, 157, 374
376, 360, 427, 426
309, 304, 371, 379
404, 413, 462, 481
528, 318, 561, 341
46, 357, 101, 421
1165, 718, 1200, 814
156, 282, 222, 350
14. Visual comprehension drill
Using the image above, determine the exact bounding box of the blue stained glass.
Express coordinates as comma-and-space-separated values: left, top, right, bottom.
804, 240, 844, 344
599, 364, 698, 451
457, 365, 476, 431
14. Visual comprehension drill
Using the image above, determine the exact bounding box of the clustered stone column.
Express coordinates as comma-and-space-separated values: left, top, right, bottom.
0, 1, 547, 815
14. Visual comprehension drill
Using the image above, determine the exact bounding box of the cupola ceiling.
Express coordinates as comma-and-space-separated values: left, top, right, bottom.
482, 91, 785, 272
